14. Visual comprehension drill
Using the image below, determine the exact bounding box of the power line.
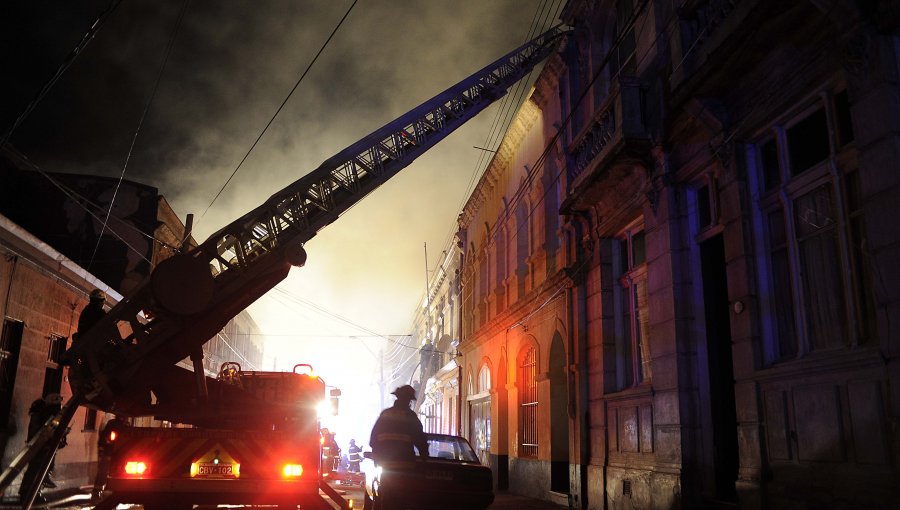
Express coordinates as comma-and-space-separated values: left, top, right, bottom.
200, 0, 360, 220
89, 0, 192, 271
0, 0, 126, 150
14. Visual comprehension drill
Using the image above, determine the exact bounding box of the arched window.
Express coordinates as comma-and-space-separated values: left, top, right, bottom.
494, 225, 507, 314
519, 346, 538, 458
469, 362, 492, 464
478, 363, 491, 394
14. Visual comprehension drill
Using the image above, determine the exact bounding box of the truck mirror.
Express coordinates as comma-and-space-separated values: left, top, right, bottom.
329, 388, 341, 397
329, 396, 339, 416
363, 451, 373, 459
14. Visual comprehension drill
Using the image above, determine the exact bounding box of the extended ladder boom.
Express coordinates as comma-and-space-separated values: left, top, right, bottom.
77, 26, 568, 416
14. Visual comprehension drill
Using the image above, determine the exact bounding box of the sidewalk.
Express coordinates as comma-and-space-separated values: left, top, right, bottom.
488, 491, 568, 509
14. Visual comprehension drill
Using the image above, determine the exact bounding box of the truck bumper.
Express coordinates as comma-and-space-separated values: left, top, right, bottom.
105, 477, 332, 507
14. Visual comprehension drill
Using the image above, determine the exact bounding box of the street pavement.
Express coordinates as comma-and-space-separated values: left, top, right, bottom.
488, 492, 567, 510
3, 485, 568, 509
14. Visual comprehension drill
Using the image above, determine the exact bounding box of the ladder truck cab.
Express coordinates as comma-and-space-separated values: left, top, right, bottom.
0, 24, 567, 510
95, 363, 344, 510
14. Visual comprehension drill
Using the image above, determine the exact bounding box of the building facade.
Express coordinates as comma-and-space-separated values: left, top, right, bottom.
415, 241, 463, 436
457, 0, 900, 508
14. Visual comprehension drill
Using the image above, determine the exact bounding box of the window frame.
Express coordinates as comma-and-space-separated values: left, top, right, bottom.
750, 87, 867, 363
612, 220, 650, 390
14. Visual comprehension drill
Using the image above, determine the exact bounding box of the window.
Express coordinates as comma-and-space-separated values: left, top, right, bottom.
495, 226, 507, 314
611, 0, 637, 78
614, 224, 651, 389
84, 408, 98, 431
516, 201, 530, 299
47, 334, 66, 364
519, 346, 538, 458
469, 363, 492, 464
478, 364, 491, 394
753, 90, 871, 361
697, 183, 713, 229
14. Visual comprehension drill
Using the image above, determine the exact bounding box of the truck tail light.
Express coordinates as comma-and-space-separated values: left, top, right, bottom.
124, 461, 148, 476
282, 464, 303, 478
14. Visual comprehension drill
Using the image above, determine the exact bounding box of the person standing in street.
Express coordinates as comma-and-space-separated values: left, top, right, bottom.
369, 385, 428, 463
347, 439, 363, 473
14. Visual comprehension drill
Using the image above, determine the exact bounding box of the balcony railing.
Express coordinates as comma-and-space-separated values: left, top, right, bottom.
567, 77, 647, 188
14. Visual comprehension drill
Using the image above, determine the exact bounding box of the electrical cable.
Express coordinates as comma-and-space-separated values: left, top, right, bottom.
88, 0, 192, 271
200, 0, 360, 221
0, 0, 126, 150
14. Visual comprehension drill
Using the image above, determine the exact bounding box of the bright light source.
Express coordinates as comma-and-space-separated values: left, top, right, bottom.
317, 400, 331, 418
109, 431, 117, 442
282, 464, 303, 477
124, 461, 147, 476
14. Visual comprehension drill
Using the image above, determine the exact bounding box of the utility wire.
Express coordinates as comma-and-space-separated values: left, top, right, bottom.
0, 0, 126, 150
200, 0, 360, 220
89, 0, 192, 271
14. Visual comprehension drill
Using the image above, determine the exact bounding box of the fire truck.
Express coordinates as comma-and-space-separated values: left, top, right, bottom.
0, 25, 567, 510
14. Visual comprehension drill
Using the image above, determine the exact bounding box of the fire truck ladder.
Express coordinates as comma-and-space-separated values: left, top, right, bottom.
81, 24, 567, 412
0, 25, 567, 502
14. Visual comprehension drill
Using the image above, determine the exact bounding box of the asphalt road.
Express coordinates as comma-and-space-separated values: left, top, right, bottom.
488, 492, 567, 510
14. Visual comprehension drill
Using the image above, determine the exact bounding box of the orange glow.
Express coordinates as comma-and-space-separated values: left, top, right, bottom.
124, 461, 147, 476
109, 431, 117, 442
282, 464, 303, 477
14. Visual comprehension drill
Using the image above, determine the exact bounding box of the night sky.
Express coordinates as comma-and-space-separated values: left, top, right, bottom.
2, 0, 563, 436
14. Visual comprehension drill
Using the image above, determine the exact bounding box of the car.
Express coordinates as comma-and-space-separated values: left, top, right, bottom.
363, 433, 494, 510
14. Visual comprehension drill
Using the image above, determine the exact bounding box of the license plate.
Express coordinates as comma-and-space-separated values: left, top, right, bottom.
197, 463, 234, 476
425, 470, 453, 481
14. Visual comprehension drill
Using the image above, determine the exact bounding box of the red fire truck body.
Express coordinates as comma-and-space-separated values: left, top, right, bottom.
96, 365, 345, 510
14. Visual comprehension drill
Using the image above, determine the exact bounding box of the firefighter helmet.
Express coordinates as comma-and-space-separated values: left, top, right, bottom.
391, 385, 417, 401
90, 289, 106, 301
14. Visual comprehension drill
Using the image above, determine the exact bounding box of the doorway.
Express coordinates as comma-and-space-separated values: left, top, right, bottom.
549, 333, 569, 493
0, 319, 24, 424
700, 235, 738, 501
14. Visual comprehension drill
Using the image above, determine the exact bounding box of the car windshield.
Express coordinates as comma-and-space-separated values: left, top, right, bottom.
424, 434, 480, 462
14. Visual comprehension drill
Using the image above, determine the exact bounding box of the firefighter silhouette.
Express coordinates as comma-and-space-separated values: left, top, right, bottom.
369, 385, 428, 463
347, 438, 363, 473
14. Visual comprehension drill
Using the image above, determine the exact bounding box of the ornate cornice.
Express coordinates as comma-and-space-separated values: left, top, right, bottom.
459, 98, 542, 229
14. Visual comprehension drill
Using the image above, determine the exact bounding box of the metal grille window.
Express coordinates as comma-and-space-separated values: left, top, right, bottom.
753, 89, 873, 361
519, 347, 538, 458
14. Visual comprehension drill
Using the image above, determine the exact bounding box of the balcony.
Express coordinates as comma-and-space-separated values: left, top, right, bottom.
562, 77, 649, 212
